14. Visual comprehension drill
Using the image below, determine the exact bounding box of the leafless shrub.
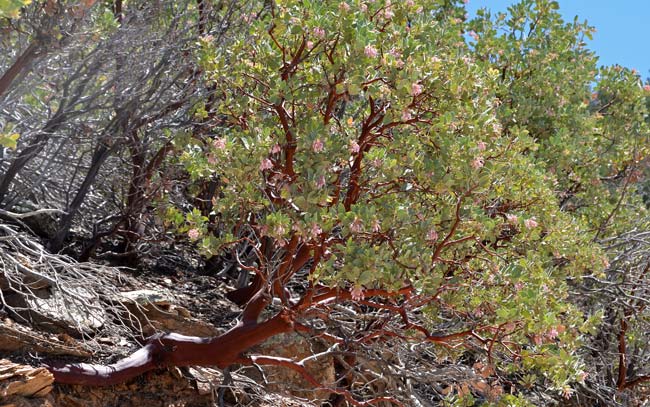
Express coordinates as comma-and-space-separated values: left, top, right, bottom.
0, 220, 146, 356
568, 226, 650, 405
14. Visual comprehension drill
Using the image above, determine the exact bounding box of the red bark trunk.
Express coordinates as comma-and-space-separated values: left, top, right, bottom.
0, 42, 40, 99
47, 312, 293, 386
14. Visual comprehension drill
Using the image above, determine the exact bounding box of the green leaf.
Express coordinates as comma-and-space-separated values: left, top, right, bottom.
0, 133, 20, 149
0, 0, 30, 19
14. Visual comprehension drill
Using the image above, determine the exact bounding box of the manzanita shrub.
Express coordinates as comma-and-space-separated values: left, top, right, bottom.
162, 0, 649, 404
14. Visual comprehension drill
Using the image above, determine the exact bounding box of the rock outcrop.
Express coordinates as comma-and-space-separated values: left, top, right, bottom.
0, 359, 54, 407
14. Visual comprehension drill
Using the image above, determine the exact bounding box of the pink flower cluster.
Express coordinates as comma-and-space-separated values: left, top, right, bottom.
259, 158, 273, 171
188, 228, 200, 240
524, 218, 538, 229
313, 27, 326, 39
312, 138, 324, 153
364, 45, 378, 58
350, 285, 365, 301
310, 223, 322, 238
411, 82, 423, 96
506, 214, 518, 224
471, 157, 484, 169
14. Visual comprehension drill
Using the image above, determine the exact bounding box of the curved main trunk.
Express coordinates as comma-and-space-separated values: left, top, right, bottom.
47, 312, 293, 386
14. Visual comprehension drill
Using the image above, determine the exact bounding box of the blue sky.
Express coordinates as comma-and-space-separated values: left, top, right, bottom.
465, 0, 650, 76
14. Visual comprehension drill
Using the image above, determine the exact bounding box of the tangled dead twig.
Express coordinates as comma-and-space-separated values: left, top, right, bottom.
0, 222, 147, 357
565, 227, 650, 405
